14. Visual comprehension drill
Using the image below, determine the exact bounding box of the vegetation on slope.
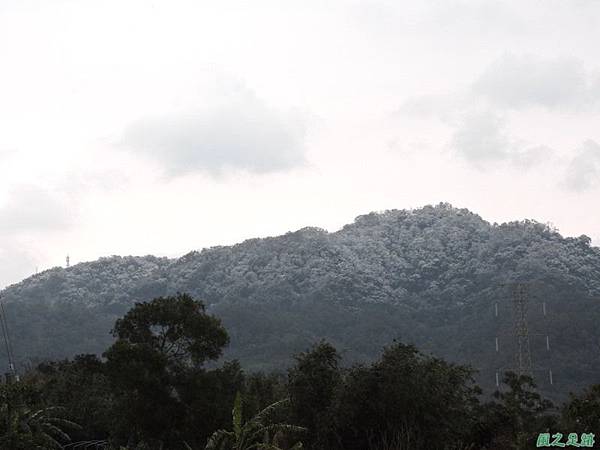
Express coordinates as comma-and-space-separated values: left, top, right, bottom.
5, 293, 594, 450
2, 203, 600, 400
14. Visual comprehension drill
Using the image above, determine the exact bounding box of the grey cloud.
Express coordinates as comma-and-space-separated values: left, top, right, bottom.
451, 109, 553, 168
451, 110, 510, 164
399, 54, 596, 171
472, 54, 596, 110
399, 54, 600, 119
563, 140, 600, 191
0, 186, 73, 234
122, 91, 307, 176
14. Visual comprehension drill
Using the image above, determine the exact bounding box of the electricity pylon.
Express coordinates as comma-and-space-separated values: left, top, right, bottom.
494, 282, 553, 388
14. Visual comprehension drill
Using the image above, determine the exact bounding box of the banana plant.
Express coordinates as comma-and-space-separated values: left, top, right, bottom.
0, 404, 80, 449
205, 392, 305, 450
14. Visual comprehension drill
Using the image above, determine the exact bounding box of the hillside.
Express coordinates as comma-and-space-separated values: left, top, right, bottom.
2, 203, 600, 400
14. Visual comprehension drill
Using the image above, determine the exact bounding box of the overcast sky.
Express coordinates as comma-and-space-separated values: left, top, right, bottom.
1, 0, 600, 288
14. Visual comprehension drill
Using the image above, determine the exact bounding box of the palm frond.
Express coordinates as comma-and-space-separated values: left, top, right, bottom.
252, 398, 289, 425
205, 429, 235, 450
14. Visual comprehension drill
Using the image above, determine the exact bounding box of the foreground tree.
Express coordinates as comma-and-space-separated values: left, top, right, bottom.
287, 341, 341, 450
109, 292, 229, 367
477, 372, 555, 450
335, 342, 481, 450
104, 293, 234, 449
561, 384, 600, 432
286, 340, 484, 450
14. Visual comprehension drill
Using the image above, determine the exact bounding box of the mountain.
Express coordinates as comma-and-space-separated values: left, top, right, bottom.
2, 203, 600, 400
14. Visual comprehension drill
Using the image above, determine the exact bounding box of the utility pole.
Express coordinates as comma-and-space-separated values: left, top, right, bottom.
0, 296, 18, 383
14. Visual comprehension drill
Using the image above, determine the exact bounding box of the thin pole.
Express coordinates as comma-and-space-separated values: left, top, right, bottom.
0, 300, 15, 375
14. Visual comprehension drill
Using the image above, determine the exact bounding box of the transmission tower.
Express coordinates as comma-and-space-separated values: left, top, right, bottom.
494, 282, 553, 388
511, 283, 533, 377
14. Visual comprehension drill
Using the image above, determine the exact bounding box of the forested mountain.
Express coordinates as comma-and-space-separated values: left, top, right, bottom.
2, 203, 600, 400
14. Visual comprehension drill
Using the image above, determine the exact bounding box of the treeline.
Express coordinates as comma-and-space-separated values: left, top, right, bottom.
1, 294, 599, 450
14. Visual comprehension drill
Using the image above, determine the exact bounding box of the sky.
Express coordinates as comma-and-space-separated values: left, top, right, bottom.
1, 0, 600, 288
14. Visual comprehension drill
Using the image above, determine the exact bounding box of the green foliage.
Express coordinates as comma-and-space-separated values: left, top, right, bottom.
103, 294, 236, 449
334, 342, 481, 450
242, 373, 287, 421
111, 293, 229, 366
205, 392, 305, 450
561, 384, 600, 432
2, 205, 600, 401
493, 372, 554, 426
2, 204, 600, 401
31, 354, 114, 441
287, 341, 340, 450
0, 381, 80, 449
475, 372, 556, 450
0, 296, 580, 450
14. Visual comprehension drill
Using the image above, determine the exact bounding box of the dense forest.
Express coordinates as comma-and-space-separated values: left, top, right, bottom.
2, 203, 600, 402
2, 293, 600, 450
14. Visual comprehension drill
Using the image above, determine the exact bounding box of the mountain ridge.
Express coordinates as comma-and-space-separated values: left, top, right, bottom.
2, 203, 600, 400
